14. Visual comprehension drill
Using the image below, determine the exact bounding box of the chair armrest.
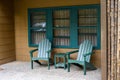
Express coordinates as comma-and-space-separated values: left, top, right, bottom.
83, 52, 92, 62
47, 50, 52, 53
66, 50, 78, 60
47, 50, 52, 59
29, 49, 38, 57
83, 52, 92, 57
66, 50, 79, 55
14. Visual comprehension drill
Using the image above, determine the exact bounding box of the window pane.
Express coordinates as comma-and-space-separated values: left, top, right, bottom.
53, 38, 70, 46
31, 30, 46, 44
30, 12, 46, 45
53, 9, 70, 47
78, 8, 98, 47
54, 29, 69, 36
53, 20, 70, 27
78, 9, 97, 26
31, 12, 46, 28
53, 10, 69, 18
28, 5, 100, 48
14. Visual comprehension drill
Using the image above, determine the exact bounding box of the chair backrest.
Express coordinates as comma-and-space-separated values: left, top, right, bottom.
38, 39, 51, 58
77, 40, 93, 62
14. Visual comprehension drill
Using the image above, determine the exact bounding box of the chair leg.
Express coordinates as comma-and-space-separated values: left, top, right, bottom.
31, 60, 33, 69
48, 59, 50, 70
67, 63, 70, 72
84, 62, 86, 75
64, 57, 66, 70
54, 56, 57, 69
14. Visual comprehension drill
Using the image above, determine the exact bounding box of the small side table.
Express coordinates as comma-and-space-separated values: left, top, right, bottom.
54, 53, 66, 69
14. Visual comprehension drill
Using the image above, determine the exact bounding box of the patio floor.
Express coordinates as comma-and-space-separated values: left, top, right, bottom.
0, 61, 101, 80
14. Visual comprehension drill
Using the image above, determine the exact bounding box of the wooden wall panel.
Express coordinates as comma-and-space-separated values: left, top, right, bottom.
14, 0, 101, 67
14, 0, 100, 8
0, 17, 14, 24
0, 56, 16, 64
0, 0, 15, 64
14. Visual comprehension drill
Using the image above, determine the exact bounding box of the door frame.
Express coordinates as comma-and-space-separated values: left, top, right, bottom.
101, 0, 107, 80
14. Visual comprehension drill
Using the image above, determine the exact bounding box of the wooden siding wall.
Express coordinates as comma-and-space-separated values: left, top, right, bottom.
14, 0, 101, 68
0, 0, 15, 64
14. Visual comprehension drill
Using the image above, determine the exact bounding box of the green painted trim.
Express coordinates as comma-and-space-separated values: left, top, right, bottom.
46, 9, 53, 42
53, 45, 71, 48
77, 4, 100, 50
52, 8, 70, 48
32, 58, 49, 61
28, 9, 31, 47
96, 5, 101, 49
28, 4, 100, 49
70, 7, 78, 48
28, 9, 48, 47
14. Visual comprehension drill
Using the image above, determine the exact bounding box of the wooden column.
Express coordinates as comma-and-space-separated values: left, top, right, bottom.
106, 0, 119, 80
117, 1, 120, 80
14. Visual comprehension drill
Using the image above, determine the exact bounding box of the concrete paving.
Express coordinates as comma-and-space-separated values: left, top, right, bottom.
0, 61, 101, 80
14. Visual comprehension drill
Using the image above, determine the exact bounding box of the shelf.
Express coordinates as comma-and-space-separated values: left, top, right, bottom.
79, 16, 97, 18
78, 33, 97, 35
53, 18, 69, 20
78, 25, 97, 28
54, 36, 70, 38
53, 26, 70, 29
78, 26, 97, 28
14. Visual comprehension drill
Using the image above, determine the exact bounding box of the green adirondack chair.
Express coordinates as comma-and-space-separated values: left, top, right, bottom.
29, 39, 52, 70
66, 40, 96, 75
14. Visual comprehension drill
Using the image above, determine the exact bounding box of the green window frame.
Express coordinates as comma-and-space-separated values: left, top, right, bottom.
77, 5, 101, 49
28, 4, 100, 49
52, 8, 71, 48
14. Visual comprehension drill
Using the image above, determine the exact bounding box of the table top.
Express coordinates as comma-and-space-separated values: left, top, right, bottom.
54, 53, 66, 57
